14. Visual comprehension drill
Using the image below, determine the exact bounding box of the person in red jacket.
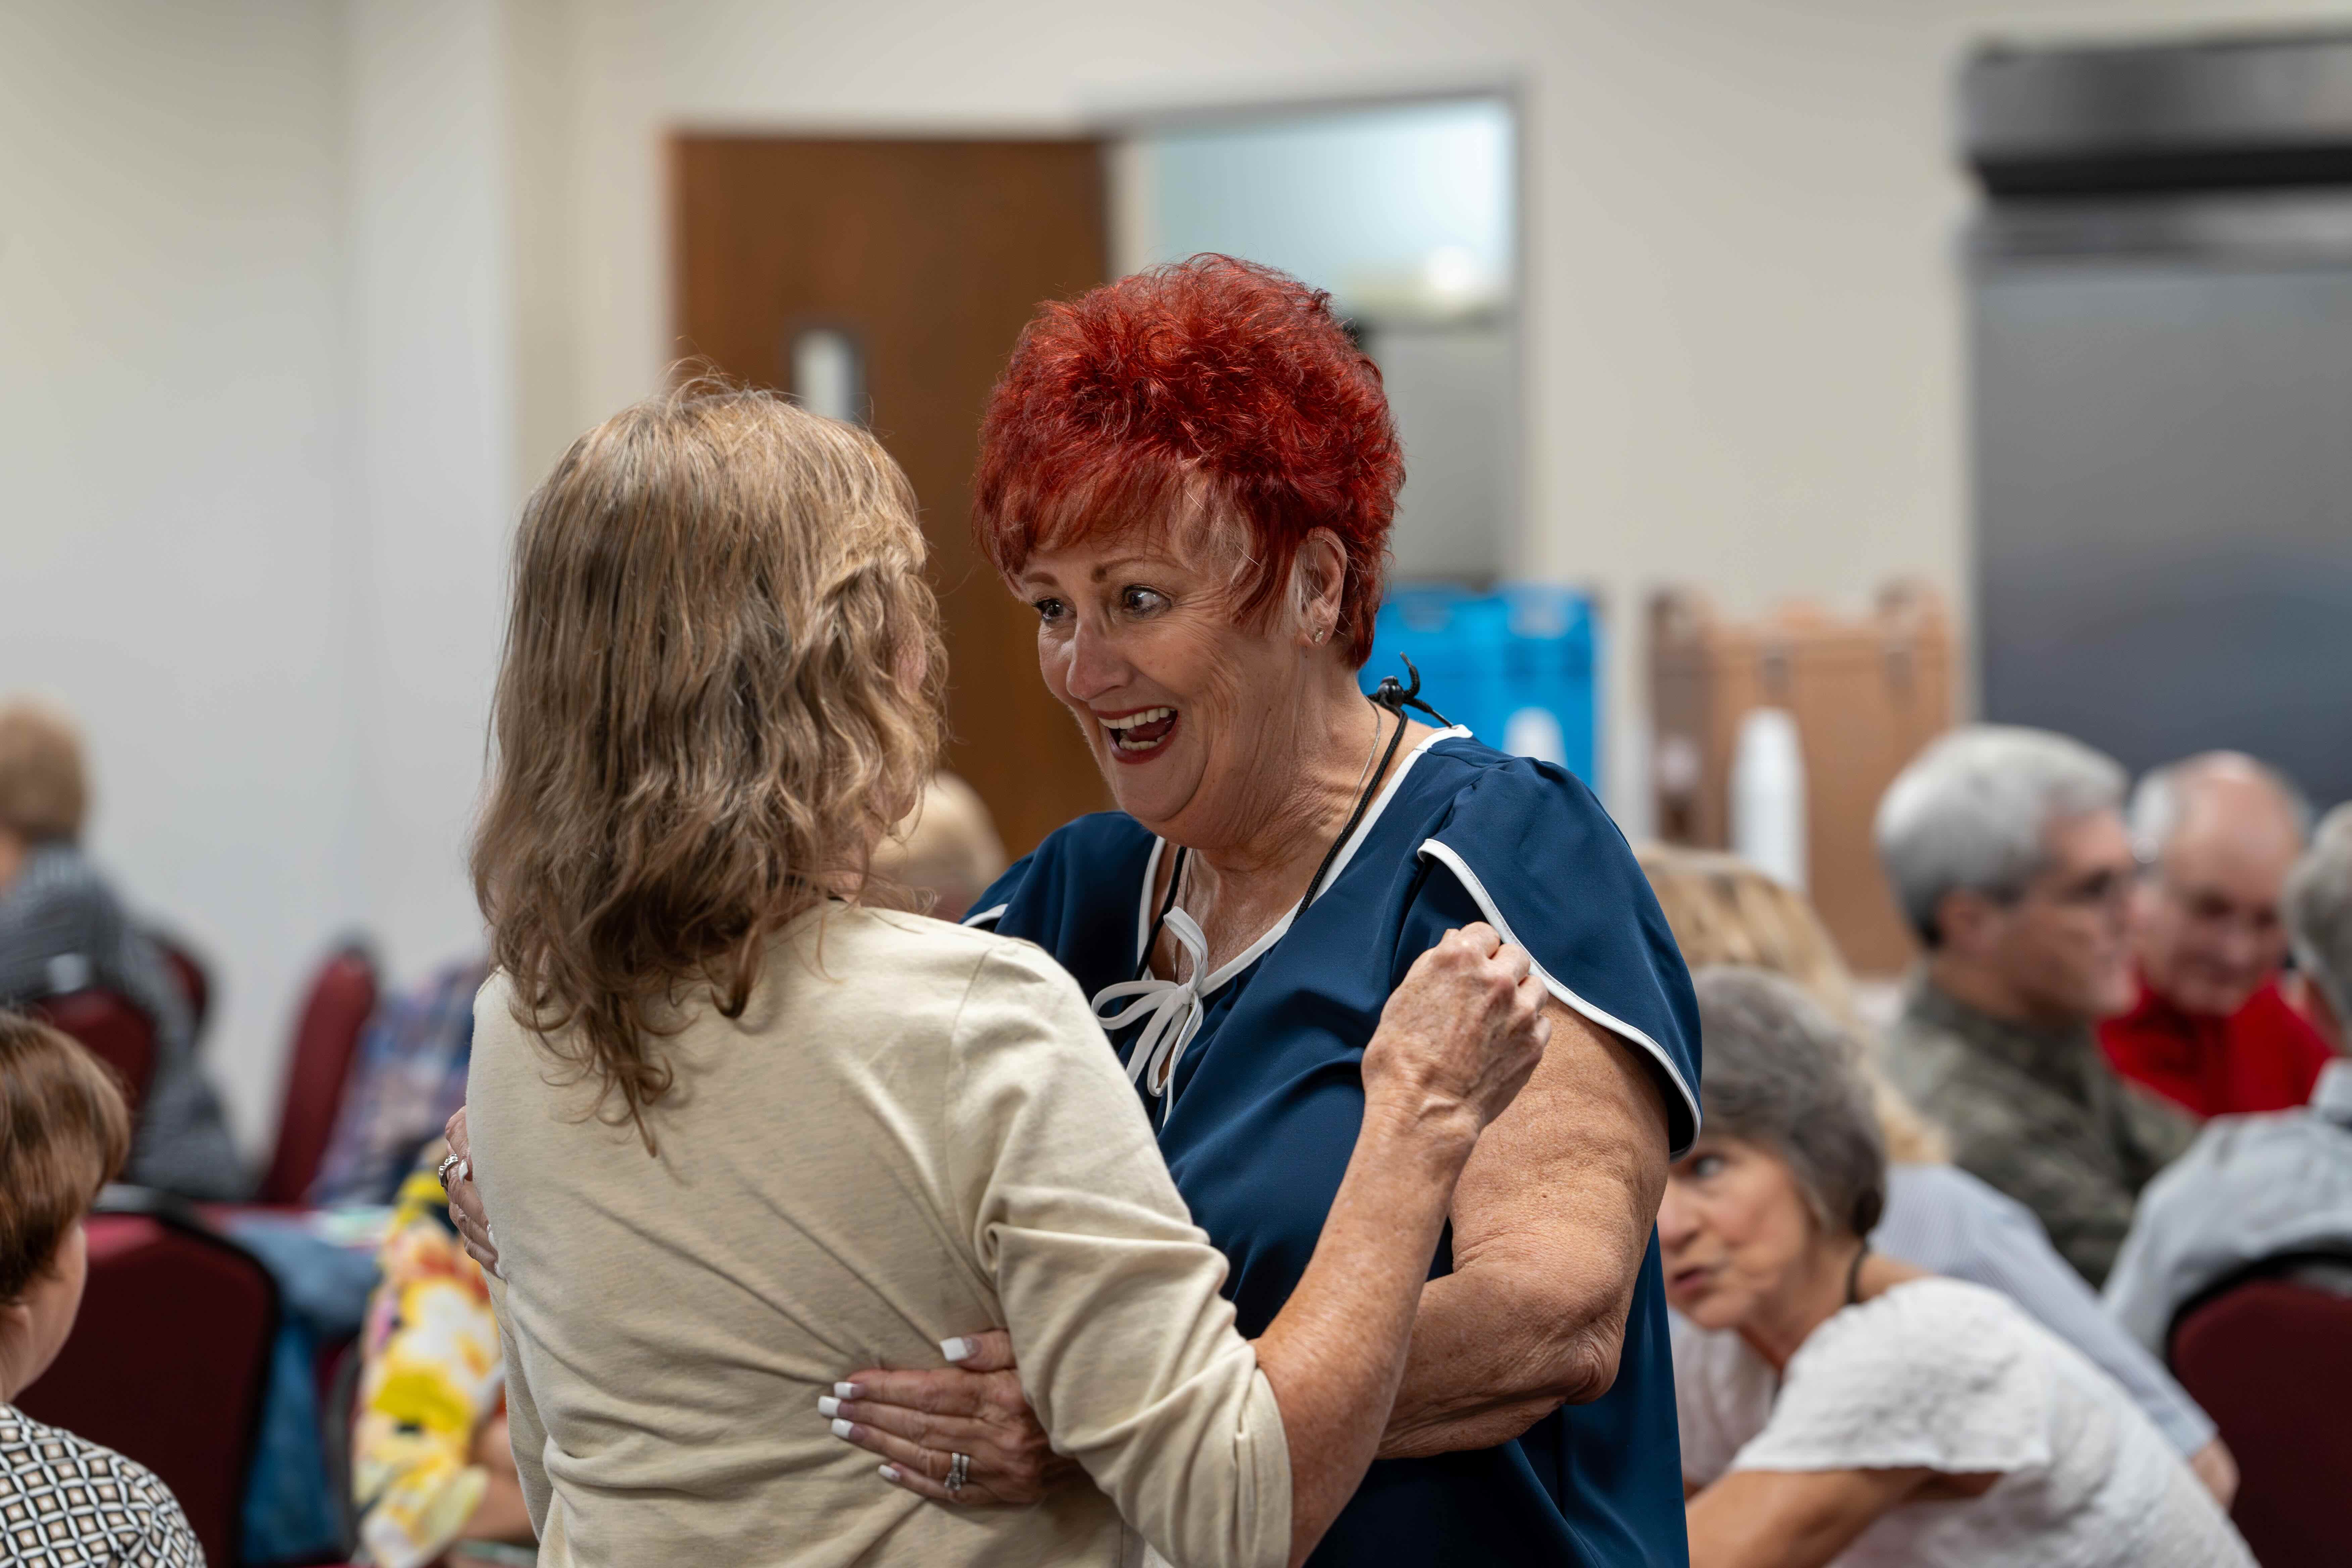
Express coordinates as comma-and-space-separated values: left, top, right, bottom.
2102, 752, 2333, 1117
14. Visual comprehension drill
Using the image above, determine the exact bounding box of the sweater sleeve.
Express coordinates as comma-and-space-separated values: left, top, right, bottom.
1734, 1281, 2053, 1478
945, 942, 1291, 1568
485, 1273, 552, 1540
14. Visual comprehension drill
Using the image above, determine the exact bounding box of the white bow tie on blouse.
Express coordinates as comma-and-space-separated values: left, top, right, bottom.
1090, 907, 1211, 1104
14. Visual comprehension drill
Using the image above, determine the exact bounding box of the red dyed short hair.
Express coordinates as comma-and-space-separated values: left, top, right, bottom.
972, 255, 1402, 667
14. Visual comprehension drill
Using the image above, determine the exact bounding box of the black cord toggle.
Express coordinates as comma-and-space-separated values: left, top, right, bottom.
1370, 654, 1454, 728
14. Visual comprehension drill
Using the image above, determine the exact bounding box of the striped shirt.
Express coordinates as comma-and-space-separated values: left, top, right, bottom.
0, 843, 245, 1198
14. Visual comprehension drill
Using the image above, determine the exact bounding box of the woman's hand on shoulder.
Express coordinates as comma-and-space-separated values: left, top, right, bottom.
442, 1108, 500, 1277
1361, 923, 1550, 1148
824, 1330, 1079, 1506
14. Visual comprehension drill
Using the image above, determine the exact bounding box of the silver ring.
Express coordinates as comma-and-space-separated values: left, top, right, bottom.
436, 1152, 462, 1191
945, 1451, 971, 1493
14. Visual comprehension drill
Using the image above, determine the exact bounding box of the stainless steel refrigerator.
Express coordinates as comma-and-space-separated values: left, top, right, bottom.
1966, 31, 2352, 807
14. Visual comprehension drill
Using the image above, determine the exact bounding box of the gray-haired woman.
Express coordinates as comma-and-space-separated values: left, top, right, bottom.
1668, 966, 2251, 1568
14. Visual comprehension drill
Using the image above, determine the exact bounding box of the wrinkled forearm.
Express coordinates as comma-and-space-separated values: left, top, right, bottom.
1373, 1004, 1666, 1462
1376, 1259, 1629, 1460
1262, 1105, 1481, 1562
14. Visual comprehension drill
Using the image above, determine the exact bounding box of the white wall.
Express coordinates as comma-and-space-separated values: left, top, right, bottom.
529, 0, 2352, 832
1, 1, 358, 1149
344, 0, 518, 1003
0, 1, 516, 1153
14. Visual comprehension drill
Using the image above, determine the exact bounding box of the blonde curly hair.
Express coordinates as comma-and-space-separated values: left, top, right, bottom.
472, 381, 945, 1148
1636, 843, 1949, 1165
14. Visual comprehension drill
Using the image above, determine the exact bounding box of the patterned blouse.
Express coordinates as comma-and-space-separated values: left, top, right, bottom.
351, 1147, 504, 1568
0, 1404, 202, 1567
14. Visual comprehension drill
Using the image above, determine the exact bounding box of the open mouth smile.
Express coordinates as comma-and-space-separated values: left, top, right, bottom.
1098, 706, 1179, 761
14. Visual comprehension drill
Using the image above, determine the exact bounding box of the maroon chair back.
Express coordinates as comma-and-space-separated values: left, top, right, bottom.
16, 1213, 277, 1567
156, 935, 212, 1042
258, 944, 379, 1205
34, 989, 159, 1115
2170, 1274, 2352, 1567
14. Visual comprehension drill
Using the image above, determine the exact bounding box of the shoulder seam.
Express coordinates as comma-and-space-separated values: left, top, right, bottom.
1416, 837, 1701, 1157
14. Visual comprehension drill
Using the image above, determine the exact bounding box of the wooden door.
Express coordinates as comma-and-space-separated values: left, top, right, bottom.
673, 136, 1112, 855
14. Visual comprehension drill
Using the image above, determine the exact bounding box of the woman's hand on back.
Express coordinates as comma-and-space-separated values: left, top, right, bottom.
830, 923, 1550, 1520
1361, 923, 1551, 1146
824, 1330, 1079, 1505
442, 1108, 501, 1278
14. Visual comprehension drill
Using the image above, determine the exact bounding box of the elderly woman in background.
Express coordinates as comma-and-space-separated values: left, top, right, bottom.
1670, 966, 2250, 1568
450, 384, 1550, 1567
0, 698, 244, 1198
1634, 844, 2236, 1502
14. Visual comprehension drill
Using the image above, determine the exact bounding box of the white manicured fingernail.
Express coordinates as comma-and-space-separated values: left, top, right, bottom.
879, 1464, 901, 1482
831, 1417, 854, 1440
817, 1395, 840, 1417
457, 1158, 471, 1182
834, 1381, 862, 1399
939, 1336, 973, 1362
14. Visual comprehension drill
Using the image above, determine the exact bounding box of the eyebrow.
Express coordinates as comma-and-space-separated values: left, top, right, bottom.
1022, 556, 1161, 588
1087, 556, 1164, 582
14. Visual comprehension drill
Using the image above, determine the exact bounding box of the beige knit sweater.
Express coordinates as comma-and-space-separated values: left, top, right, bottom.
468, 902, 1289, 1568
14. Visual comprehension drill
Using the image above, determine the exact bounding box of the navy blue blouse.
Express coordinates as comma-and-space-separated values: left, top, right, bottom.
968, 729, 1699, 1567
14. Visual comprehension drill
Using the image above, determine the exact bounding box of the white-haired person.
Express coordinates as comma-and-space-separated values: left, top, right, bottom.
444, 383, 1550, 1567
1874, 725, 2195, 1286
2102, 752, 2331, 1118
1636, 845, 2236, 1503
1671, 966, 2253, 1568
2106, 803, 2352, 1350
2285, 803, 2352, 1052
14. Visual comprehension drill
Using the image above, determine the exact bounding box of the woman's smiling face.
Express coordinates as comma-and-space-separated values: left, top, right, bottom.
1017, 521, 1322, 844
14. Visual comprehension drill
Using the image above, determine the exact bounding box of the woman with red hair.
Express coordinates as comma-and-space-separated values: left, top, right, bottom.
828, 257, 1700, 1565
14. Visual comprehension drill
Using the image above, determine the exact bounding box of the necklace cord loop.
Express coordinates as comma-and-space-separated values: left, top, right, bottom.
1371, 653, 1455, 728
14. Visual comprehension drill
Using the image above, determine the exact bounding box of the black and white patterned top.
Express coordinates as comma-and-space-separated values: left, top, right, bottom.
0, 1405, 202, 1567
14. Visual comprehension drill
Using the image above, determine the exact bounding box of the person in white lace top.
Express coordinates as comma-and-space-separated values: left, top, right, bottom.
1666, 968, 2251, 1568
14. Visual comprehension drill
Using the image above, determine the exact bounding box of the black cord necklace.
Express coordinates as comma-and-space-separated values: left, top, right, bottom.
1134, 656, 1448, 983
